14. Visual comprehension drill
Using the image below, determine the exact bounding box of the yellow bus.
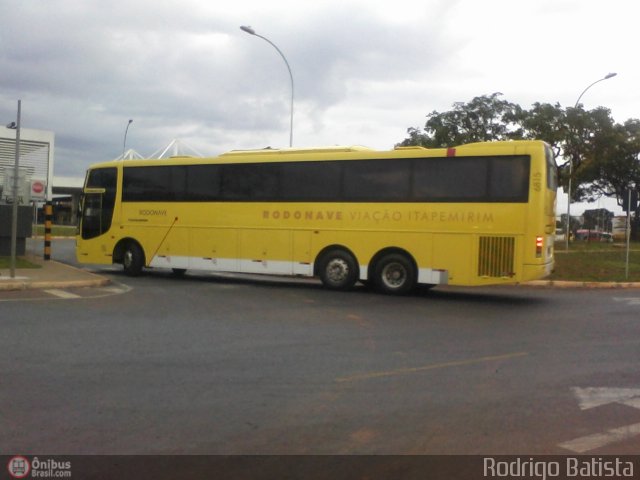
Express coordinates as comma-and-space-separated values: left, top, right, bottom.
76, 140, 557, 294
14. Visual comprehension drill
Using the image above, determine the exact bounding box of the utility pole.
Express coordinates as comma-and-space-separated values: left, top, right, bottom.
8, 100, 22, 278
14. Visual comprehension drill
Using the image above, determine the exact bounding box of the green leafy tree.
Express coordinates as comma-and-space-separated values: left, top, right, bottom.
575, 119, 640, 203
508, 102, 567, 157
399, 96, 640, 222
397, 93, 523, 148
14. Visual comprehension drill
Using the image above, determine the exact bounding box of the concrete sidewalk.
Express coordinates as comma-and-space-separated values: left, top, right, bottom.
0, 255, 110, 291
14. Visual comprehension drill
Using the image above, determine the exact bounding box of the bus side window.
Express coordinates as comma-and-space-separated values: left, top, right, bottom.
83, 167, 117, 238
81, 193, 103, 239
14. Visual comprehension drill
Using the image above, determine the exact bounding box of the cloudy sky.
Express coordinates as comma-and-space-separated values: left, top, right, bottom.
1, 0, 637, 214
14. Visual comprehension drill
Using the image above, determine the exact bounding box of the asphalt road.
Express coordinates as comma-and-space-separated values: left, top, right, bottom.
1, 239, 640, 455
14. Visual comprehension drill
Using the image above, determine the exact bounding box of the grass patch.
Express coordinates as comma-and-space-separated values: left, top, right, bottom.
32, 225, 77, 237
550, 242, 640, 282
0, 257, 42, 269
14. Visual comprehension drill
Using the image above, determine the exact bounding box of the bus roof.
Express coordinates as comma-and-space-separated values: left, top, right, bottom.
84, 140, 548, 170
220, 145, 376, 156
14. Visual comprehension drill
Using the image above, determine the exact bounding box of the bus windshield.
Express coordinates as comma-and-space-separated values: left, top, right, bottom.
80, 167, 117, 240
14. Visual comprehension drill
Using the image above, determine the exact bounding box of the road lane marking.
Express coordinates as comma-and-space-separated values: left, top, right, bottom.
559, 422, 640, 453
44, 289, 81, 299
559, 386, 640, 453
572, 387, 640, 410
99, 285, 133, 295
613, 297, 640, 306
0, 282, 131, 303
335, 351, 529, 383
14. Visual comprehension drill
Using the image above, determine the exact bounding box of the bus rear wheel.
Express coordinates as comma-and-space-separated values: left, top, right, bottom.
318, 249, 359, 291
373, 253, 416, 295
123, 242, 145, 277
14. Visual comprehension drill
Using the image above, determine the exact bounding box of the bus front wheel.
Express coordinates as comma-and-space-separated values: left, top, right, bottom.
318, 249, 358, 291
373, 253, 416, 295
123, 242, 145, 277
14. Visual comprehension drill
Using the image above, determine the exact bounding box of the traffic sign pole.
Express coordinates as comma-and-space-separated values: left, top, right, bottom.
626, 189, 631, 279
44, 201, 52, 260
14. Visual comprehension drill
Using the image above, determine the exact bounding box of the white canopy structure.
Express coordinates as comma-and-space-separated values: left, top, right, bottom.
149, 139, 204, 159
113, 149, 145, 161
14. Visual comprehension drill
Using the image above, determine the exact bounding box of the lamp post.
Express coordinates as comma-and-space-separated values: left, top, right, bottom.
240, 25, 294, 147
565, 72, 617, 250
6, 100, 21, 278
122, 119, 133, 159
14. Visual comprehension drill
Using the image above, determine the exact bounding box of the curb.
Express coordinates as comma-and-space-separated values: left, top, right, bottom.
0, 278, 111, 291
0, 260, 111, 292
30, 236, 76, 240
525, 280, 640, 289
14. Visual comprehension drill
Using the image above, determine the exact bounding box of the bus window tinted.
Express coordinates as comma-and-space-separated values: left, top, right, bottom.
280, 161, 341, 201
489, 156, 529, 201
82, 167, 117, 239
186, 165, 221, 201
546, 146, 558, 190
220, 163, 279, 201
413, 157, 488, 201
124, 165, 198, 201
121, 155, 529, 203
343, 159, 411, 201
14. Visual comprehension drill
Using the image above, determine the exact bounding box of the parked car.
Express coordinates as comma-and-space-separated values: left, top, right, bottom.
575, 229, 613, 242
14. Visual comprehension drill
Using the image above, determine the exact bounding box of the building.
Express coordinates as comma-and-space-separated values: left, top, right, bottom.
0, 126, 55, 254
0, 125, 54, 201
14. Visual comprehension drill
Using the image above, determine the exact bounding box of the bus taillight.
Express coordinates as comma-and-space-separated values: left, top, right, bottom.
536, 236, 544, 257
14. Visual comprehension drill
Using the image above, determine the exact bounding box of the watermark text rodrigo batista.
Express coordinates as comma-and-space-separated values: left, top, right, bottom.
484, 457, 634, 479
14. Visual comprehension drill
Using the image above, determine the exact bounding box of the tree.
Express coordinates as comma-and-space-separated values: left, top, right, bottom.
397, 93, 523, 148
575, 119, 640, 204
399, 95, 640, 218
508, 101, 568, 157
513, 104, 621, 202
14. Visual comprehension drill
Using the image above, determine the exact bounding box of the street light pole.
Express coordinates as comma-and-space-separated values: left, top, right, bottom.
240, 25, 294, 147
565, 72, 617, 250
7, 100, 22, 278
122, 119, 133, 159
574, 73, 617, 110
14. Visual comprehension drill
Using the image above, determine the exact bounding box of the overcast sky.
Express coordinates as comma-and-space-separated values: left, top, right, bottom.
1, 0, 637, 212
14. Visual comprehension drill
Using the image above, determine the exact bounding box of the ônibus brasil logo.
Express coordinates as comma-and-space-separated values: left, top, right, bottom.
7, 456, 30, 479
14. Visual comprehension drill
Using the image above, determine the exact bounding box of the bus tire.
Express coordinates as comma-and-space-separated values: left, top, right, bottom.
373, 253, 416, 295
172, 268, 187, 277
318, 249, 359, 291
123, 242, 145, 277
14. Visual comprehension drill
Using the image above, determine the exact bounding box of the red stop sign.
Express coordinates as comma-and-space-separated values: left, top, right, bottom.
32, 181, 44, 194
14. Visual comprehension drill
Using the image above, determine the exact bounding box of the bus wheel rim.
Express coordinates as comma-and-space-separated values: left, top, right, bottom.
124, 250, 133, 268
327, 258, 349, 283
381, 262, 406, 288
